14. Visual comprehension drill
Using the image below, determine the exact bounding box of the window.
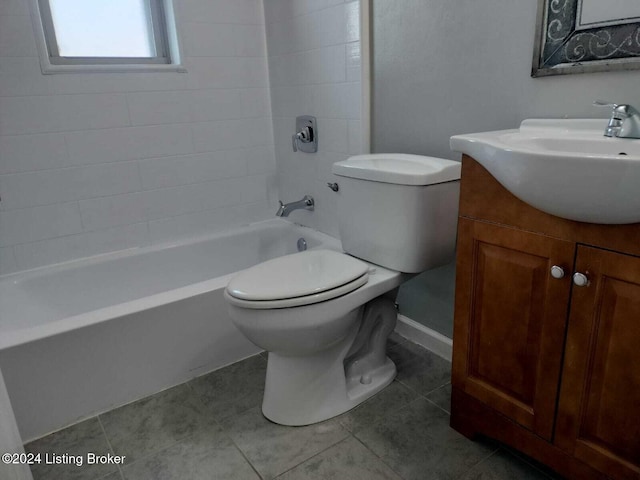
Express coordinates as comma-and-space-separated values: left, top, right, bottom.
32, 0, 184, 73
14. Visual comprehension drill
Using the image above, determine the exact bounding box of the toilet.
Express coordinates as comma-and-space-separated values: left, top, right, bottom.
224, 154, 461, 426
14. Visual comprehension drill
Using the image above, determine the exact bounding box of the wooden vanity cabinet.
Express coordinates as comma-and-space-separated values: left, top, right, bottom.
451, 156, 640, 480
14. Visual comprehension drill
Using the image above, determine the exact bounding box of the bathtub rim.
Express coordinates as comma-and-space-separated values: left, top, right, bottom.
0, 219, 342, 351
0, 218, 332, 283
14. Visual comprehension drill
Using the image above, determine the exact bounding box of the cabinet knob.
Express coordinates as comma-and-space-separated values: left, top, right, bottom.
550, 265, 565, 279
572, 272, 589, 287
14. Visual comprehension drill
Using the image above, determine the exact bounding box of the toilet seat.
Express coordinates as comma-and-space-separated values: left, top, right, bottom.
225, 249, 369, 309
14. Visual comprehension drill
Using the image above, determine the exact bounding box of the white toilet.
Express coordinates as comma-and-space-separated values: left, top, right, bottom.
224, 154, 461, 426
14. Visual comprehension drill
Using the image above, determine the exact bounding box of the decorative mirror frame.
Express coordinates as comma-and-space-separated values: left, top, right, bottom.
532, 0, 640, 77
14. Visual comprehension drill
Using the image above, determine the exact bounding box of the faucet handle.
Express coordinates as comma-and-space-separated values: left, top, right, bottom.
593, 100, 618, 108
594, 100, 636, 117
292, 127, 313, 153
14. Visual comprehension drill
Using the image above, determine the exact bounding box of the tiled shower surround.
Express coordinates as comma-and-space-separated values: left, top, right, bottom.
0, 0, 363, 276
24, 337, 557, 480
264, 0, 362, 238
0, 0, 275, 275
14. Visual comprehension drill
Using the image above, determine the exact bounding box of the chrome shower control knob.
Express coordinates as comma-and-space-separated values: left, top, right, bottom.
550, 265, 565, 279
572, 272, 589, 287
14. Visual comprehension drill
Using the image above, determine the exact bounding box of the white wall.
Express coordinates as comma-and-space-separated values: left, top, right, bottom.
0, 0, 275, 275
264, 0, 362, 237
372, 0, 640, 158
372, 0, 640, 337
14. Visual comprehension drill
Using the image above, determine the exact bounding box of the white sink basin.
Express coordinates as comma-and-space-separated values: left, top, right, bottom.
450, 119, 640, 224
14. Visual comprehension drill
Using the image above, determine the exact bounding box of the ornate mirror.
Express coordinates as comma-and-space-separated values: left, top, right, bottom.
532, 0, 640, 76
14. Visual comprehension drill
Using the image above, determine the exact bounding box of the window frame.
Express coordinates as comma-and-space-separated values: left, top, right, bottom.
29, 0, 185, 74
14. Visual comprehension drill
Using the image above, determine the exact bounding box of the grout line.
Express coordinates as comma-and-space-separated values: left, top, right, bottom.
0, 54, 40, 59
96, 416, 125, 480
349, 434, 407, 480
75, 199, 85, 231
390, 347, 453, 414
0, 80, 272, 101
270, 115, 359, 123
143, 220, 152, 247
60, 130, 72, 166
122, 92, 133, 128
421, 396, 450, 415
0, 85, 274, 101
185, 121, 197, 160
0, 113, 273, 140
5, 220, 147, 252
0, 143, 274, 176
267, 79, 360, 89
0, 170, 272, 215
185, 381, 266, 480
134, 159, 144, 196
405, 379, 451, 400
225, 434, 265, 480
114, 431, 197, 473
264, 0, 356, 26
271, 435, 353, 479
97, 385, 218, 473
454, 448, 501, 480
178, 21, 266, 27
122, 114, 271, 131
182, 54, 266, 59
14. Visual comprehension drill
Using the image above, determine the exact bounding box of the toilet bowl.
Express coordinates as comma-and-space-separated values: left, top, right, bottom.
224, 154, 461, 426
224, 249, 402, 425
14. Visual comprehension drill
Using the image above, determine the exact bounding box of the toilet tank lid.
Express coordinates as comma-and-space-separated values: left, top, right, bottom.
332, 154, 461, 186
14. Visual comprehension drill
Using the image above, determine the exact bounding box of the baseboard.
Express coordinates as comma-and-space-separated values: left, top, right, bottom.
395, 314, 453, 362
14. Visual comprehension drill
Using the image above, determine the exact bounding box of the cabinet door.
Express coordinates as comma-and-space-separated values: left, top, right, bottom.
452, 219, 574, 440
556, 246, 640, 479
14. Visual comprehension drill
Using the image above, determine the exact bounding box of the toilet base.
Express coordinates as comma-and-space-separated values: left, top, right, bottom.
261, 320, 397, 426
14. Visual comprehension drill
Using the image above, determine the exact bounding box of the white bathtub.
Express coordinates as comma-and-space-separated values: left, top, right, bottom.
0, 219, 340, 441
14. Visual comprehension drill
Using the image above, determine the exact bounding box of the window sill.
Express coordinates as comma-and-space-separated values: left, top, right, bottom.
40, 62, 187, 75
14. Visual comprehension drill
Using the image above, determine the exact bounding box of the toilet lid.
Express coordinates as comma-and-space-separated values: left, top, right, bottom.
226, 250, 369, 301
224, 273, 368, 309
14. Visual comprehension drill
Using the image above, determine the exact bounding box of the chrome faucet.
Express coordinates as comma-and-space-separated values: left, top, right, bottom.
276, 195, 314, 217
594, 100, 640, 138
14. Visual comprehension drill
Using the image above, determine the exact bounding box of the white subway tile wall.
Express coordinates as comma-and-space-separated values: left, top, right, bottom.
0, 0, 362, 275
0, 0, 276, 275
263, 0, 362, 237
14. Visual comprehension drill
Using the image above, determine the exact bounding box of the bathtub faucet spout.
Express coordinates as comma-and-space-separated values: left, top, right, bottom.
276, 195, 314, 217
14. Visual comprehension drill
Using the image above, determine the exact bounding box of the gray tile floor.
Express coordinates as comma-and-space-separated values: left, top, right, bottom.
25, 334, 558, 480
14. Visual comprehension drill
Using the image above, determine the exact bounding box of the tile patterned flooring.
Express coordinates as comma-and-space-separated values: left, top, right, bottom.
25, 334, 559, 480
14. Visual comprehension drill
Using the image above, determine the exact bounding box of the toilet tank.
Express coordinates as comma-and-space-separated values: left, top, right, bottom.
331, 154, 461, 273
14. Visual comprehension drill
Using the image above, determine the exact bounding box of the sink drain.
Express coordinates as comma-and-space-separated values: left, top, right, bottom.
297, 237, 307, 252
